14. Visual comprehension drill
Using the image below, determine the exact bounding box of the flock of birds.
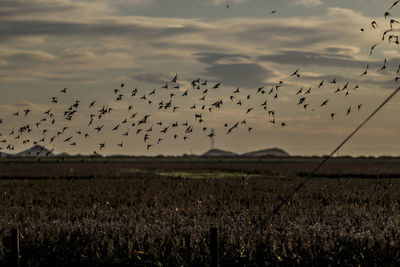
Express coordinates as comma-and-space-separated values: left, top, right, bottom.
0, 1, 400, 157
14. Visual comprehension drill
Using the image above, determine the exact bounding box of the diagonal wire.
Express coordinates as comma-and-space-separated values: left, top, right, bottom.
266, 86, 400, 219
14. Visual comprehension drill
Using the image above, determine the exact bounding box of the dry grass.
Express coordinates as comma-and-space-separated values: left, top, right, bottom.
0, 162, 399, 266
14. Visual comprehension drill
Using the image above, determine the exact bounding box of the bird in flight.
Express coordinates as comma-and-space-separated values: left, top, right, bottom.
298, 97, 306, 105
346, 106, 351, 116
370, 43, 379, 55
212, 83, 221, 89
390, 19, 399, 29
360, 64, 369, 76
320, 99, 329, 107
296, 87, 303, 95
170, 73, 178, 83
290, 68, 300, 78
99, 142, 105, 150
318, 80, 324, 88
246, 107, 254, 114
379, 58, 387, 71
382, 29, 393, 41
390, 0, 400, 9
389, 35, 399, 44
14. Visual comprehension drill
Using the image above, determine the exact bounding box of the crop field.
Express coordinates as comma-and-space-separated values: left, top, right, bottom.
0, 157, 400, 266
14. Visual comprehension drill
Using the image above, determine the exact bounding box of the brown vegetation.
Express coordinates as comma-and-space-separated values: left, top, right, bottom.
0, 158, 399, 266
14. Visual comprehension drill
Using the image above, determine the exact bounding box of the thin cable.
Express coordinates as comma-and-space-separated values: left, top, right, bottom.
267, 86, 400, 218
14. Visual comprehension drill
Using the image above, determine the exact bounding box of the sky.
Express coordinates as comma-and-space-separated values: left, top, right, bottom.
1, 0, 400, 156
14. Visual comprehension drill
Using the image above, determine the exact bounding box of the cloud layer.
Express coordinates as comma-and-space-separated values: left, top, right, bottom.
0, 0, 399, 156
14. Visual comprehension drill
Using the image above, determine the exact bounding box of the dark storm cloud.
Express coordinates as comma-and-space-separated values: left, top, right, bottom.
5, 52, 54, 65
258, 50, 374, 68
194, 52, 274, 88
152, 42, 221, 52
239, 24, 320, 37
234, 24, 338, 48
203, 63, 272, 88
324, 47, 355, 54
195, 52, 251, 64
41, 74, 92, 82
130, 72, 167, 85
0, 18, 200, 39
0, 0, 76, 17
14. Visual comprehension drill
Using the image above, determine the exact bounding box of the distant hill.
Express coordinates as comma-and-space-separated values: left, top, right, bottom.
57, 152, 70, 157
242, 148, 289, 157
202, 149, 237, 157
16, 145, 55, 157
202, 147, 289, 157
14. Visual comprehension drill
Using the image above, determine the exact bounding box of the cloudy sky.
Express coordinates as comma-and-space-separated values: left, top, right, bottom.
1, 0, 400, 156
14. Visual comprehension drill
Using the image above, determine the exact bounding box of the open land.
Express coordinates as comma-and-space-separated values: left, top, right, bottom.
0, 157, 399, 266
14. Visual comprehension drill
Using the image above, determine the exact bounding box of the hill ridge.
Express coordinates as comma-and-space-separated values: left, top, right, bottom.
202, 147, 289, 157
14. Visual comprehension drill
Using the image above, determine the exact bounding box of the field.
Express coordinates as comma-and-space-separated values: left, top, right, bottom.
0, 157, 400, 266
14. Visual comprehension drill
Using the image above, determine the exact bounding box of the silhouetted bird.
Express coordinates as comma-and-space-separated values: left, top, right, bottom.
379, 58, 387, 71
320, 99, 329, 107
290, 68, 300, 78
212, 83, 221, 89
346, 106, 351, 116
370, 43, 379, 55
360, 64, 369, 76
390, 0, 400, 9
171, 74, 178, 83
391, 19, 399, 29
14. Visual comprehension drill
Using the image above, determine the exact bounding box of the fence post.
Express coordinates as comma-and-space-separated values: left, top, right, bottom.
210, 227, 219, 267
11, 228, 20, 267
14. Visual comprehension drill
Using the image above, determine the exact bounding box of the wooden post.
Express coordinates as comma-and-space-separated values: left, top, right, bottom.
210, 227, 219, 267
11, 228, 20, 267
